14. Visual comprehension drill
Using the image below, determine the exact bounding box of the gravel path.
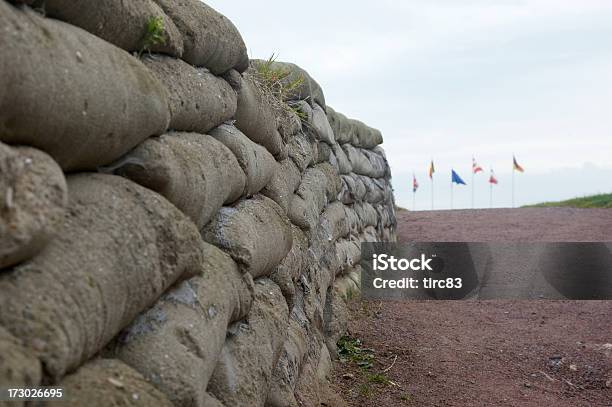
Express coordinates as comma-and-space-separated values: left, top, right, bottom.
332, 208, 612, 407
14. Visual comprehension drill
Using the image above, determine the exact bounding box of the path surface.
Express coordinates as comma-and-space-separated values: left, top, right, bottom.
332, 208, 612, 407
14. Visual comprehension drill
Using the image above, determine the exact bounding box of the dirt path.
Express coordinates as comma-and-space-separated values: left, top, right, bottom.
332, 208, 612, 407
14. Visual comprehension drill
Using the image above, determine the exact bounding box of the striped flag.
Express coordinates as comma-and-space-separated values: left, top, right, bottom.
472, 157, 483, 174
489, 169, 498, 184
413, 174, 419, 192
428, 160, 435, 179
513, 155, 524, 172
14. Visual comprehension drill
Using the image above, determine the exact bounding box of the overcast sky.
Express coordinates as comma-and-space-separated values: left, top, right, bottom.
207, 0, 612, 209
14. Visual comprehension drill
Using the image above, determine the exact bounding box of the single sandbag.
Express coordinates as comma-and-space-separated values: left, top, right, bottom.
143, 55, 237, 133
332, 144, 352, 175
110, 244, 253, 407
317, 202, 350, 243
234, 75, 285, 157
315, 162, 342, 202
288, 167, 329, 231
207, 279, 289, 407
287, 131, 316, 172
335, 238, 362, 275
323, 290, 349, 357
326, 107, 353, 145
310, 103, 335, 145
262, 159, 302, 213
49, 359, 173, 407
0, 143, 67, 269
202, 195, 293, 279
210, 124, 277, 196
38, 0, 183, 57
0, 174, 205, 379
108, 132, 245, 229
0, 3, 170, 171
153, 0, 248, 74
269, 224, 308, 308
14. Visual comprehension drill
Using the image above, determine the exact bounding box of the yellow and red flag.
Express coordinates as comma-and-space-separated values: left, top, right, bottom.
428, 160, 435, 179
513, 155, 524, 172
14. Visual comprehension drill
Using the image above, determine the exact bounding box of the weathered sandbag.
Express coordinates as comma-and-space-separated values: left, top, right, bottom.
334, 269, 361, 301
326, 107, 353, 145
269, 225, 308, 308
332, 143, 352, 174
361, 226, 379, 243
143, 55, 237, 133
361, 176, 388, 204
0, 143, 67, 269
317, 201, 350, 243
278, 106, 303, 140
202, 195, 292, 279
262, 159, 302, 213
344, 206, 362, 234
108, 132, 245, 229
354, 201, 379, 229
317, 142, 332, 163
251, 60, 325, 108
234, 75, 286, 157
0, 327, 41, 390
207, 279, 289, 407
311, 104, 335, 145
153, 0, 248, 74
351, 119, 383, 149
288, 167, 329, 231
210, 124, 277, 196
0, 174, 205, 379
335, 238, 361, 275
110, 244, 253, 407
266, 319, 308, 407
315, 162, 342, 202
0, 3, 170, 171
338, 174, 366, 204
323, 290, 349, 357
38, 0, 183, 57
287, 131, 316, 172
49, 359, 173, 407
342, 144, 385, 178
363, 148, 389, 178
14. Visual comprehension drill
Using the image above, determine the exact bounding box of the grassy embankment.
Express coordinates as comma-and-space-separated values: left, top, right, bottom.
525, 193, 612, 208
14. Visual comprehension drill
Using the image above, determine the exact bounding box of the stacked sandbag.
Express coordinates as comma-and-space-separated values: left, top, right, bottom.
153, 0, 248, 74
207, 279, 289, 406
49, 359, 173, 407
0, 143, 67, 269
106, 132, 246, 229
142, 55, 237, 133
202, 195, 293, 278
33, 0, 184, 57
108, 244, 253, 407
0, 1, 397, 404
0, 2, 170, 171
0, 174, 205, 379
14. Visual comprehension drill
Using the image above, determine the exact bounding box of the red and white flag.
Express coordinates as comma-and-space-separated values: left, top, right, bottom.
489, 169, 498, 184
472, 157, 483, 174
412, 173, 419, 192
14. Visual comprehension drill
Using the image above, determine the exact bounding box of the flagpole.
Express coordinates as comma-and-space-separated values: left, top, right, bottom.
512, 167, 515, 208
490, 181, 493, 208
450, 178, 453, 210
431, 177, 434, 210
471, 169, 474, 209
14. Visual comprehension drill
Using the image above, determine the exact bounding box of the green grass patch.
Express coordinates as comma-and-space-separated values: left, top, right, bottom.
524, 193, 612, 209
337, 336, 374, 369
140, 16, 166, 55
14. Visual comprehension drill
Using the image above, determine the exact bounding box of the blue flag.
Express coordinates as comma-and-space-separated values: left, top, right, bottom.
451, 169, 466, 185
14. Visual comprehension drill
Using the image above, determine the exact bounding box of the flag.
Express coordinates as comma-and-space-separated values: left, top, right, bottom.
428, 160, 435, 179
472, 157, 483, 174
451, 169, 466, 185
513, 155, 524, 172
489, 169, 498, 184
413, 174, 419, 192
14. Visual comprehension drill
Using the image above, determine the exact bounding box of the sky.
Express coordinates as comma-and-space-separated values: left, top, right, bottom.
207, 0, 612, 209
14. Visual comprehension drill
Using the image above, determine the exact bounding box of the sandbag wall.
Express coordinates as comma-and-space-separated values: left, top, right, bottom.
0, 1, 395, 406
